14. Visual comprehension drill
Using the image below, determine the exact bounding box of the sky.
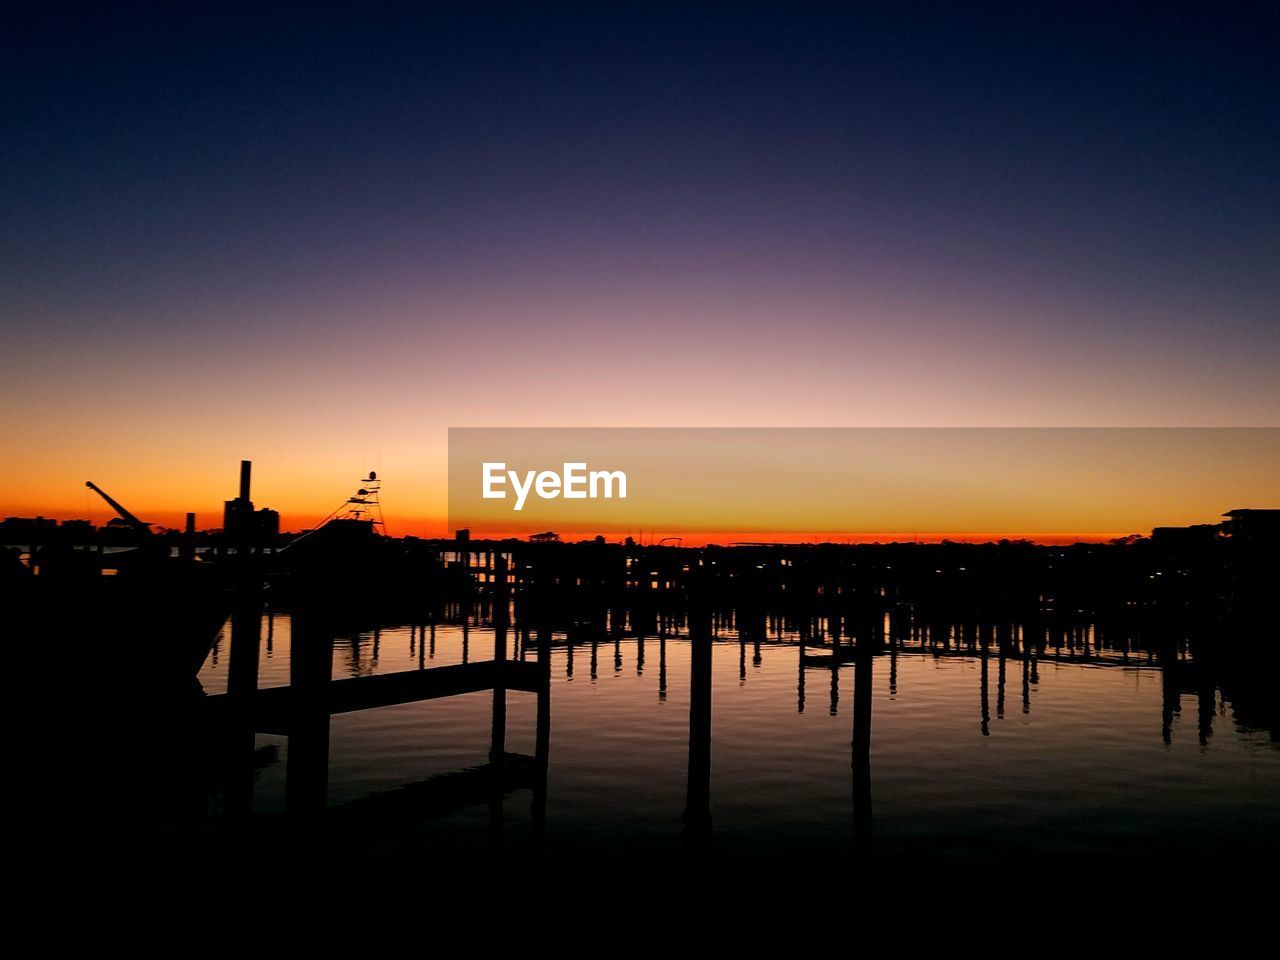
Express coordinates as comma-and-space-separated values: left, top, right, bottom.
2, 3, 1277, 535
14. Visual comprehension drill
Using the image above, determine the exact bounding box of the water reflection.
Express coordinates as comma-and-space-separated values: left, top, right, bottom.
186, 596, 1280, 859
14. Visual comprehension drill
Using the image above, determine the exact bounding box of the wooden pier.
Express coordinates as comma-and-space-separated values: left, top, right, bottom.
209, 555, 553, 825
203, 659, 545, 735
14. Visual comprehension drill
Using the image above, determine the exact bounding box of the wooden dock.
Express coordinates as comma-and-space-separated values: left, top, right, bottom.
204, 659, 544, 734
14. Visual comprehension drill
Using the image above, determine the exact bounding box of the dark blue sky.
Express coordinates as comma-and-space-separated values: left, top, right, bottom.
6, 3, 1277, 319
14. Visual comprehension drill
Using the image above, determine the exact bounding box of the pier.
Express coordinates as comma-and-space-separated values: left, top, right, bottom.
202, 555, 553, 826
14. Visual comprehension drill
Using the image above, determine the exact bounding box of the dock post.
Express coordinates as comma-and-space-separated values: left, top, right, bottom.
286, 606, 333, 817
531, 623, 551, 846
490, 556, 509, 764
225, 591, 261, 816
684, 602, 712, 842
488, 555, 510, 847
852, 642, 873, 852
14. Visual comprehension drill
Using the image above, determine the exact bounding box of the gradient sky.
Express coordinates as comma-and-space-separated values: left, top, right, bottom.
2, 4, 1277, 533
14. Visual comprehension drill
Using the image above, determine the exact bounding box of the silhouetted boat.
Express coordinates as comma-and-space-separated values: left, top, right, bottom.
1, 478, 232, 706
267, 472, 443, 610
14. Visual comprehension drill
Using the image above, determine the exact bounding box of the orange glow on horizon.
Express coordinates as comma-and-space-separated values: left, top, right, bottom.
5, 429, 1275, 545
0, 499, 1134, 546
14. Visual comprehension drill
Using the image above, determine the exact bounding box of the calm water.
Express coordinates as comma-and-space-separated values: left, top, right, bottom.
197, 613, 1279, 858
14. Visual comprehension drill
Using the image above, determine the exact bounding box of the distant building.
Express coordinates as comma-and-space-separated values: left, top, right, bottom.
1, 516, 56, 530
0, 516, 58, 545
1222, 509, 1280, 546
223, 500, 280, 543
1150, 524, 1220, 547
222, 459, 279, 544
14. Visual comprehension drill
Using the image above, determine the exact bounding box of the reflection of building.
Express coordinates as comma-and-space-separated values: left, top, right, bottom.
223, 460, 279, 543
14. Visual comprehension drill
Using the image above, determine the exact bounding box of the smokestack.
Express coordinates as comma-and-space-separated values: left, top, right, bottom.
239, 460, 252, 501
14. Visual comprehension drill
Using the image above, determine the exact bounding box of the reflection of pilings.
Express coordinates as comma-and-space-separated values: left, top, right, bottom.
1021, 649, 1031, 715
225, 596, 261, 816
1198, 681, 1215, 747
658, 633, 667, 702
1160, 646, 1180, 746
797, 631, 806, 714
888, 632, 898, 698
684, 605, 712, 841
980, 641, 990, 737
852, 645, 873, 852
997, 637, 1007, 719
286, 607, 333, 816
